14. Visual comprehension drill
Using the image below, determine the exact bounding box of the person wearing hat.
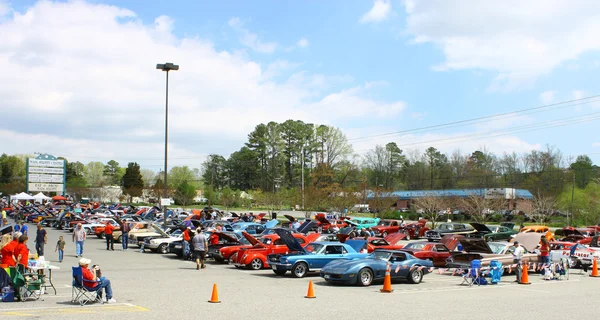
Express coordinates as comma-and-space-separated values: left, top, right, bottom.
191, 228, 208, 270
512, 241, 525, 283
35, 224, 47, 257
79, 258, 116, 303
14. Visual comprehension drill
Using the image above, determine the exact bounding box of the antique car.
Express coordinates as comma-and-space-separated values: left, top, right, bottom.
129, 224, 170, 247
345, 217, 380, 229
554, 227, 596, 244
372, 219, 403, 237
232, 220, 278, 235
469, 223, 517, 242
218, 232, 262, 262
424, 223, 474, 242
143, 229, 183, 253
518, 225, 555, 241
549, 241, 600, 268
320, 249, 433, 286
397, 219, 429, 240
306, 233, 340, 243
112, 221, 151, 243
93, 219, 121, 239
268, 229, 368, 278
445, 234, 541, 268
366, 233, 407, 253
208, 232, 249, 263
232, 232, 310, 270
399, 241, 456, 267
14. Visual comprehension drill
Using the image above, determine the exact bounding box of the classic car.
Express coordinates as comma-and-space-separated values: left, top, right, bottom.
371, 220, 403, 237
424, 223, 474, 242
445, 235, 541, 268
168, 231, 214, 258
232, 220, 278, 235
306, 233, 340, 243
208, 232, 248, 263
232, 232, 310, 270
201, 220, 234, 232
399, 241, 457, 267
469, 223, 517, 242
218, 232, 262, 262
129, 224, 170, 247
112, 221, 151, 243
554, 227, 596, 244
93, 219, 121, 238
397, 219, 429, 240
518, 225, 555, 242
268, 229, 368, 278
345, 217, 380, 229
320, 249, 434, 286
549, 241, 600, 268
143, 229, 183, 253
366, 233, 407, 253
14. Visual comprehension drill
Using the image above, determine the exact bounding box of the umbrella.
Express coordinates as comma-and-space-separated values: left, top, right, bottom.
52, 195, 67, 201
33, 192, 52, 201
11, 192, 34, 200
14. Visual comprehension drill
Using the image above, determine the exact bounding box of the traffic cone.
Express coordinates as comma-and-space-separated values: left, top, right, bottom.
590, 258, 599, 278
380, 263, 393, 293
519, 262, 531, 285
208, 283, 221, 303
305, 281, 316, 299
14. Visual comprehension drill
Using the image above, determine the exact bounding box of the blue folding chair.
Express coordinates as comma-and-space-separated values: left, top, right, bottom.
71, 267, 103, 306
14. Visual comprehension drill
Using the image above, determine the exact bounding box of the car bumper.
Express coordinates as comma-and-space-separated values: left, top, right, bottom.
144, 243, 159, 249
320, 271, 355, 284
270, 263, 292, 272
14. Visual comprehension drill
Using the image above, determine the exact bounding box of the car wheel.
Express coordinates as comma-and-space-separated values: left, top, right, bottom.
96, 232, 104, 239
292, 262, 308, 278
231, 253, 242, 268
407, 268, 423, 284
158, 243, 168, 254
382, 232, 388, 237
85, 228, 92, 235
249, 258, 263, 270
273, 270, 287, 276
487, 237, 494, 242
405, 234, 411, 241
357, 268, 373, 286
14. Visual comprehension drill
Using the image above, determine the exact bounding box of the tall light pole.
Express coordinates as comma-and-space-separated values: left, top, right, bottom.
156, 62, 179, 228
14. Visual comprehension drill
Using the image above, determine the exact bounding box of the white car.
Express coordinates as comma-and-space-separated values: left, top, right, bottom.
81, 218, 117, 235
143, 230, 183, 254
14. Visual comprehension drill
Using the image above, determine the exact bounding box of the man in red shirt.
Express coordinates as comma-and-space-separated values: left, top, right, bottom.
1, 233, 20, 267
79, 258, 116, 303
104, 223, 115, 251
182, 227, 191, 259
15, 235, 29, 268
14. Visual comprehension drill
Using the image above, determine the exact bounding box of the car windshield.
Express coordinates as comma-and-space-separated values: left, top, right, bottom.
487, 242, 506, 254
404, 243, 426, 250
233, 224, 244, 230
303, 243, 324, 254
370, 239, 388, 246
378, 220, 391, 226
371, 251, 392, 260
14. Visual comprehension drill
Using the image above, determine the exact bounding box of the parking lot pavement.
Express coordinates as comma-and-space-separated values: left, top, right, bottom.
2, 224, 598, 320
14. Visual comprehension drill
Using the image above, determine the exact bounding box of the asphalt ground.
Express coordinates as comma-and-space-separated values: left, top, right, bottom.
1, 223, 598, 320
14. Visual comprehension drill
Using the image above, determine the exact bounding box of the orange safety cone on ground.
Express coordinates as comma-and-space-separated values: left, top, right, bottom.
380, 263, 393, 293
590, 258, 599, 278
520, 261, 531, 285
208, 283, 221, 303
305, 281, 316, 299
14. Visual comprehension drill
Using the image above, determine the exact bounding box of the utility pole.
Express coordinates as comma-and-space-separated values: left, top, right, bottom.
570, 169, 575, 226
301, 146, 305, 211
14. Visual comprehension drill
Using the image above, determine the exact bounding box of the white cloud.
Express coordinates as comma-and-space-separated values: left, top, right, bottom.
540, 90, 556, 104
592, 142, 600, 147
228, 17, 278, 53
296, 37, 309, 48
0, 0, 9, 16
360, 0, 392, 24
572, 89, 585, 100
402, 0, 600, 89
0, 1, 405, 167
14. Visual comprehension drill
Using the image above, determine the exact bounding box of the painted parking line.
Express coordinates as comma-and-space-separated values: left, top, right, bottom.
0, 303, 148, 317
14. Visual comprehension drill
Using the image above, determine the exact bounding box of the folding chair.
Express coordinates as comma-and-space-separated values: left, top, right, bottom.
461, 260, 483, 287
71, 266, 103, 306
11, 265, 44, 301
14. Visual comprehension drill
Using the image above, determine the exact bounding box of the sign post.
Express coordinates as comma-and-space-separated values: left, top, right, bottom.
26, 154, 66, 195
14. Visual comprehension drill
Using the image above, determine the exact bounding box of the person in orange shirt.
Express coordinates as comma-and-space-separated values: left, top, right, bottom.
15, 235, 29, 268
104, 223, 115, 251
1, 232, 20, 267
209, 232, 219, 245
182, 227, 191, 260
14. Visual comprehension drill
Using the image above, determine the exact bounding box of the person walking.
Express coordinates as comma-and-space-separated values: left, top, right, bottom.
34, 224, 47, 257
192, 228, 208, 270
104, 223, 115, 251
512, 241, 525, 283
120, 221, 131, 251
55, 235, 65, 263
182, 227, 192, 260
72, 223, 87, 257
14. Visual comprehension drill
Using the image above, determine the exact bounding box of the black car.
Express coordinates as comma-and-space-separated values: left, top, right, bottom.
424, 223, 474, 242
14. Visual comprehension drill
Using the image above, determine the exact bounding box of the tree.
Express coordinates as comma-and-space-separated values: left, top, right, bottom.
246, 123, 269, 190
531, 193, 556, 224
227, 147, 260, 190
412, 193, 447, 228
570, 155, 596, 189
219, 186, 236, 212
459, 192, 505, 224
174, 181, 196, 206
64, 160, 87, 188
103, 160, 123, 185
169, 166, 198, 188
122, 162, 144, 203
84, 161, 106, 187
140, 169, 157, 187
0, 154, 26, 195
425, 147, 448, 189
315, 125, 352, 168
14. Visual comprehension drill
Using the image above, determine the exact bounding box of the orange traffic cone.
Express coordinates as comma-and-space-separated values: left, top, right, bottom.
590, 258, 599, 278
380, 263, 393, 293
519, 262, 531, 285
305, 281, 316, 299
208, 283, 221, 303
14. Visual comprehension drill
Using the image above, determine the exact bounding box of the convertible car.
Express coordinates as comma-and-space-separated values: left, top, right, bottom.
268, 229, 368, 278
320, 249, 433, 286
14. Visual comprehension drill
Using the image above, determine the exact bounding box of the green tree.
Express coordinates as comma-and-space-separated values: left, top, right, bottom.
103, 160, 123, 185
84, 161, 106, 187
168, 166, 198, 188
122, 162, 144, 203
0, 154, 26, 194
570, 155, 596, 189
246, 123, 269, 190
174, 181, 196, 206
219, 186, 236, 211
227, 147, 259, 190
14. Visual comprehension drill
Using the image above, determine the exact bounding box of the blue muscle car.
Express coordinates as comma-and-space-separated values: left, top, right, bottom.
267, 229, 368, 278
320, 249, 433, 286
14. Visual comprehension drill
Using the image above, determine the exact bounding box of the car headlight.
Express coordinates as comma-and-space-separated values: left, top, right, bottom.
281, 258, 287, 264
242, 254, 247, 260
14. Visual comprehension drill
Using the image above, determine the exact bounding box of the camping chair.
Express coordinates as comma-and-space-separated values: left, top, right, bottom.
461, 260, 484, 286
555, 258, 569, 280
10, 265, 44, 301
71, 266, 103, 306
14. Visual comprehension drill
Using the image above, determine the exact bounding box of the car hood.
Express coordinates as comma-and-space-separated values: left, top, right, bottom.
514, 233, 543, 252
284, 215, 296, 222
264, 219, 279, 229
274, 229, 304, 253
440, 234, 463, 251
241, 231, 261, 246
470, 223, 491, 233
384, 233, 407, 245
345, 239, 367, 253
324, 257, 386, 270
315, 214, 330, 225
458, 238, 494, 254
213, 232, 240, 243
305, 233, 322, 243
0, 225, 13, 235
297, 220, 317, 234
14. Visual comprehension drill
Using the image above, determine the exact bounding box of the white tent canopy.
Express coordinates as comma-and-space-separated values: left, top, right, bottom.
11, 192, 34, 200
33, 192, 52, 201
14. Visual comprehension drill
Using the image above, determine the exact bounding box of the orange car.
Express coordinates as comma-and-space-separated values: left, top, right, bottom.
519, 225, 555, 242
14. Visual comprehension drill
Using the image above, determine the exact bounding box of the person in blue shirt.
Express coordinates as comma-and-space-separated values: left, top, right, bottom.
19, 222, 28, 236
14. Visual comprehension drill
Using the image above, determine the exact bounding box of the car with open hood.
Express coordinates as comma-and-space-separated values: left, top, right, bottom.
207, 231, 248, 262
218, 232, 262, 263
129, 224, 170, 247
424, 223, 474, 242
469, 223, 517, 242
267, 229, 368, 278
320, 249, 433, 286
345, 217, 380, 229
143, 229, 184, 253
399, 235, 460, 267
397, 219, 429, 240
518, 225, 555, 241
549, 241, 600, 268
232, 220, 278, 235
371, 219, 403, 237
446, 234, 541, 268
365, 233, 407, 253
554, 227, 596, 244
232, 232, 311, 270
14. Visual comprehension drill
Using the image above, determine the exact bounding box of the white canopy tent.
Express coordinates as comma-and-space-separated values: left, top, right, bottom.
11, 192, 34, 200
33, 192, 52, 201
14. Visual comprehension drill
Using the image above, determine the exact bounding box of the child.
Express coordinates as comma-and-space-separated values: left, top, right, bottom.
55, 235, 65, 263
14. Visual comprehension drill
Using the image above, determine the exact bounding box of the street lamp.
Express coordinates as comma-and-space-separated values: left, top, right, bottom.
156, 62, 179, 228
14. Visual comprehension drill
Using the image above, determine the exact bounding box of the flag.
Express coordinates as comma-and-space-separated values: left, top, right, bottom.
428, 267, 435, 273
395, 265, 400, 273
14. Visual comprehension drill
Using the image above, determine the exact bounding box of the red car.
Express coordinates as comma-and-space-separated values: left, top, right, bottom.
555, 227, 596, 244
372, 219, 404, 237
399, 240, 457, 267
366, 233, 407, 253
220, 232, 260, 263
398, 219, 430, 240
233, 232, 310, 270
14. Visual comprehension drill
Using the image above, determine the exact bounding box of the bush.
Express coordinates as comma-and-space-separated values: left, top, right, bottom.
489, 214, 503, 223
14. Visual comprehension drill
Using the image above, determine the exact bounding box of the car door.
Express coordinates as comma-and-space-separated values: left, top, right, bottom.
390, 252, 409, 278
315, 245, 347, 268
246, 225, 256, 234
432, 244, 450, 267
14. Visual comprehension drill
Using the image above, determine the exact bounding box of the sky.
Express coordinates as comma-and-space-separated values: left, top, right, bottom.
2, 0, 600, 171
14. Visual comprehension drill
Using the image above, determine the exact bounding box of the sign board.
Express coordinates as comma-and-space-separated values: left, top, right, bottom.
161, 198, 171, 206
26, 154, 66, 195
485, 188, 508, 199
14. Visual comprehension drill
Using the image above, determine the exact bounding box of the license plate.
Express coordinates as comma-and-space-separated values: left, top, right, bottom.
175, 245, 182, 249
271, 265, 277, 270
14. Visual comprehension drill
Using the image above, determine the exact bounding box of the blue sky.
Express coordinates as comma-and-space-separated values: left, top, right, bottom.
2, 0, 600, 170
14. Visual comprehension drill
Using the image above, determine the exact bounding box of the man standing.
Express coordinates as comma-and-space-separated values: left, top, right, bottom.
104, 222, 115, 251
19, 221, 28, 237
35, 224, 48, 257
512, 241, 525, 283
120, 221, 131, 251
182, 227, 191, 260
72, 223, 87, 257
192, 228, 208, 270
